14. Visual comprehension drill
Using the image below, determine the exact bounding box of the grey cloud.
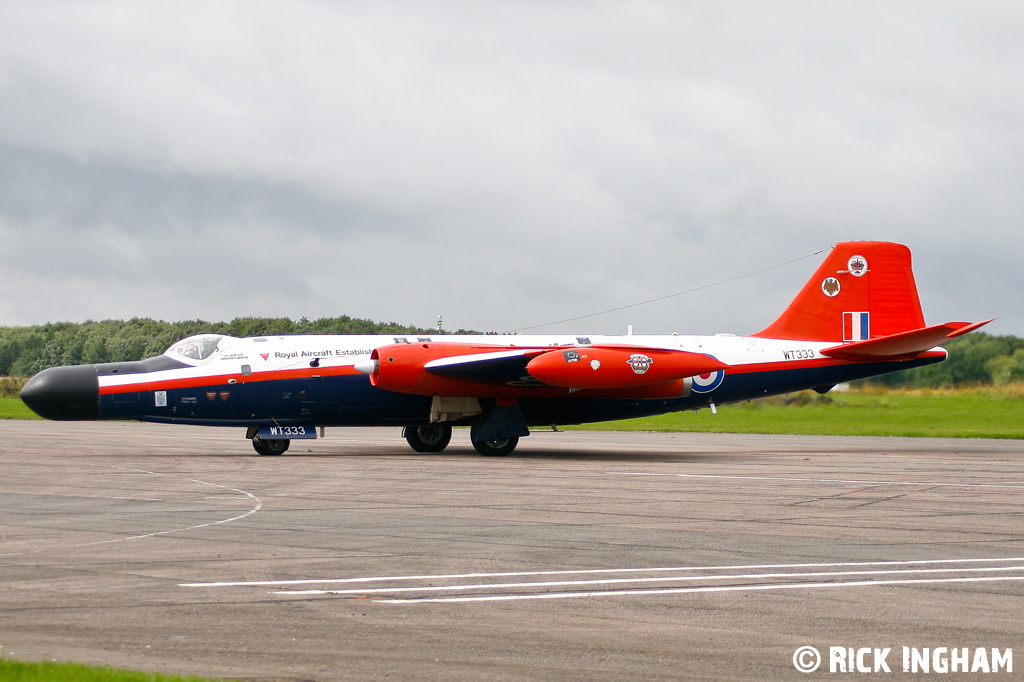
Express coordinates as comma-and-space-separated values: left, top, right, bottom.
0, 1, 1021, 336
0, 144, 401, 237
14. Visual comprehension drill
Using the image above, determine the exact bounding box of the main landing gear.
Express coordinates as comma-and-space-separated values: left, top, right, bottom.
469, 421, 518, 456
401, 423, 520, 456
248, 424, 521, 457
471, 436, 519, 456
252, 435, 290, 456
403, 424, 453, 453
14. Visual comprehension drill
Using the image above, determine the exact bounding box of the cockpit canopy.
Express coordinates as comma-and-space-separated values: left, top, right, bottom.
166, 334, 223, 361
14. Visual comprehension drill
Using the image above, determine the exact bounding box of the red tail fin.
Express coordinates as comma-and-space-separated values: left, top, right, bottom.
753, 241, 926, 342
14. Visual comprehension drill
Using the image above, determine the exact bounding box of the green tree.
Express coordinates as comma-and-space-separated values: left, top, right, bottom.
0, 315, 444, 376
864, 332, 1024, 388
987, 348, 1024, 385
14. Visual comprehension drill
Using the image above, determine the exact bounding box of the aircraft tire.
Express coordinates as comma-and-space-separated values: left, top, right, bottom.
252, 436, 290, 456
404, 424, 452, 453
471, 435, 519, 456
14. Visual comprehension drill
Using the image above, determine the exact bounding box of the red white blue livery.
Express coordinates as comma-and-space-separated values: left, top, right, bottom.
21, 242, 991, 456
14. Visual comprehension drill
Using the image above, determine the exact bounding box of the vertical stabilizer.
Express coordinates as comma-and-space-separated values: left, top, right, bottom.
753, 241, 926, 342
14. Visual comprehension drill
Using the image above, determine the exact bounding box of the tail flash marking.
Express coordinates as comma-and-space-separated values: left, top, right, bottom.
843, 312, 870, 342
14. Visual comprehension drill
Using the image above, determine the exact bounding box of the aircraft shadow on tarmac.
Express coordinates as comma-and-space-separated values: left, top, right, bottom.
271, 446, 738, 463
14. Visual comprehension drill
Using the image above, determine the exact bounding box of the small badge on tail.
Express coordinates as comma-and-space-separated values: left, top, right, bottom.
821, 277, 841, 297
847, 255, 868, 276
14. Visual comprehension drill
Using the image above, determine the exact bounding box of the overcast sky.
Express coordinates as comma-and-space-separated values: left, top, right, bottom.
1, 1, 1021, 337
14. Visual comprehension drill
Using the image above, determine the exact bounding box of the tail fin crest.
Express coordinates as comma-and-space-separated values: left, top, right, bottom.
753, 241, 926, 342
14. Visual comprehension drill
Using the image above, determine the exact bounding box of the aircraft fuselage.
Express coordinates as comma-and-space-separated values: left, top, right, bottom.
22, 331, 944, 428
19, 241, 983, 456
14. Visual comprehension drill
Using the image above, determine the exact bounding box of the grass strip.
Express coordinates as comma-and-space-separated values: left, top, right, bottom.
3, 385, 1022, 438
0, 659, 235, 682
568, 385, 1024, 439
0, 397, 40, 420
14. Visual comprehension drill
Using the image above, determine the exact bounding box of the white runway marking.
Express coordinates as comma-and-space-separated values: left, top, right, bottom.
0, 465, 262, 557
180, 557, 1024, 604
277, 565, 1024, 596
609, 472, 1024, 489
91, 466, 263, 544
179, 556, 1024, 588
376, 575, 1024, 604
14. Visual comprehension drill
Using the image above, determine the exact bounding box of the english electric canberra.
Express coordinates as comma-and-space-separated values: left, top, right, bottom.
21, 242, 989, 456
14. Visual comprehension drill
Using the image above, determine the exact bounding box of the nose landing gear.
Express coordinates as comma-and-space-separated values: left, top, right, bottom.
252, 435, 290, 456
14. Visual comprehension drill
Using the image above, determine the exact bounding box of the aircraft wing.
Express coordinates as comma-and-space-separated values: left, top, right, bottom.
425, 349, 547, 385
820, 319, 993, 361
423, 345, 729, 390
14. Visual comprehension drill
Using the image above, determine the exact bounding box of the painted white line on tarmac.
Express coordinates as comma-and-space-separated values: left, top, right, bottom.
180, 556, 1024, 588
82, 467, 263, 544
273, 565, 1024, 596
374, 575, 1024, 604
609, 472, 1024, 489
0, 466, 263, 557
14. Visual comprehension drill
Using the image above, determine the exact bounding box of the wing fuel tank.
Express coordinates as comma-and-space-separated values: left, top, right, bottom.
526, 348, 728, 390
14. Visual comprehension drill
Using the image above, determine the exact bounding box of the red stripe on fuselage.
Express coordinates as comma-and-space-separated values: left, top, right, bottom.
98, 349, 946, 396
710, 348, 946, 377
98, 365, 361, 395
723, 358, 844, 375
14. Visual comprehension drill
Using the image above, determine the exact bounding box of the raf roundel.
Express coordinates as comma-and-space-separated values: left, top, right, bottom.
821, 277, 841, 297
692, 370, 724, 393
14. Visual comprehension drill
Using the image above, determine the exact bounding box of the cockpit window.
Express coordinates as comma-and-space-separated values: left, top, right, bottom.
167, 334, 223, 361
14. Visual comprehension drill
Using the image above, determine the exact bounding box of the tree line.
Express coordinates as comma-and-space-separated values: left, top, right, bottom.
0, 316, 442, 377
865, 331, 1024, 388
1, 317, 1021, 388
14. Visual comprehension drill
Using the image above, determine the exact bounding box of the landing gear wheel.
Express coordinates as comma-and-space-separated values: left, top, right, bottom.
471, 435, 519, 456
404, 424, 452, 453
252, 436, 290, 456
470, 419, 520, 456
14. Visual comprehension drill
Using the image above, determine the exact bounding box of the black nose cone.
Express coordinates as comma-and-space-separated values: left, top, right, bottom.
21, 365, 100, 420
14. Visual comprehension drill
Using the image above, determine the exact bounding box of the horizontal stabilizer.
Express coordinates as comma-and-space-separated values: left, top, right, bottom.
820, 319, 993, 361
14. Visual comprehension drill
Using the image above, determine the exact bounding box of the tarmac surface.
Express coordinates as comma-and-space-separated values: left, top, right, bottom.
1, 421, 1022, 681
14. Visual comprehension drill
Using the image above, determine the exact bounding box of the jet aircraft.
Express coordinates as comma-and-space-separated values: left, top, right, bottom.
21, 242, 990, 456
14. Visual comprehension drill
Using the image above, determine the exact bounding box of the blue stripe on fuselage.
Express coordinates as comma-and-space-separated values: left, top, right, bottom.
109, 354, 942, 428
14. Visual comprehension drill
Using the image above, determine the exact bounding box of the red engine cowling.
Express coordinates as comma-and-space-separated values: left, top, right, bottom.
526, 347, 728, 389
365, 343, 453, 393
365, 342, 530, 395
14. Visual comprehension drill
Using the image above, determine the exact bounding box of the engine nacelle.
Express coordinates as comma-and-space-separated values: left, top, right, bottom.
361, 343, 452, 393
359, 342, 526, 395
526, 347, 728, 389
